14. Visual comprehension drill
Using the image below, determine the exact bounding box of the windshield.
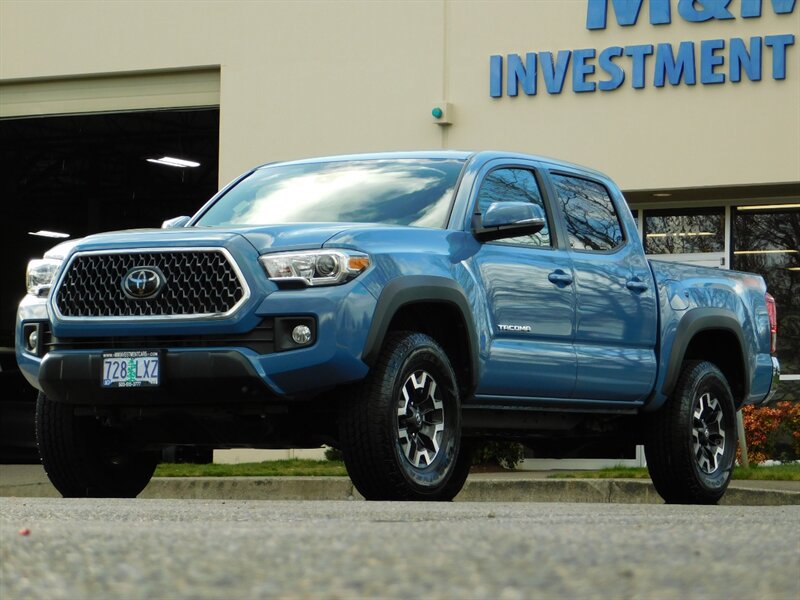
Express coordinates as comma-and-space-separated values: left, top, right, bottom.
195, 158, 466, 228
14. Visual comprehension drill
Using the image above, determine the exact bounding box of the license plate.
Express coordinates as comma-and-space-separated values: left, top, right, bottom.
102, 351, 160, 388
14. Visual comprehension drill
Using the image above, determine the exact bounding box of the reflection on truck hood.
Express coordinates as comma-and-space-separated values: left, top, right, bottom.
61, 223, 396, 255
228, 224, 368, 253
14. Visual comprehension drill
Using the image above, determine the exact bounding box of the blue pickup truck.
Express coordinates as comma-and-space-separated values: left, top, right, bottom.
17, 151, 780, 504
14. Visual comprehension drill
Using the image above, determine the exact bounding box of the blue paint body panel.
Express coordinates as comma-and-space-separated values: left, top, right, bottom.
16, 151, 778, 413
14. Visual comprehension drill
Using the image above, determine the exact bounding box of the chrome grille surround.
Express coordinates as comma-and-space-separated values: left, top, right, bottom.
51, 247, 250, 320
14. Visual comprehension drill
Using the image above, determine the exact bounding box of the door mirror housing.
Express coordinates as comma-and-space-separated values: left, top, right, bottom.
161, 215, 191, 229
473, 202, 546, 242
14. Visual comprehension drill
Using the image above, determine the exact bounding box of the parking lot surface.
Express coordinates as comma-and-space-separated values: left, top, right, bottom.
2, 498, 798, 599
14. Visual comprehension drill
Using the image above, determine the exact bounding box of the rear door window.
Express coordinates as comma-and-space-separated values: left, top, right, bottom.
551, 174, 623, 251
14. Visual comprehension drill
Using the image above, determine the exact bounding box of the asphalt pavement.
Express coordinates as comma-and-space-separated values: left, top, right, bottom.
2, 499, 798, 599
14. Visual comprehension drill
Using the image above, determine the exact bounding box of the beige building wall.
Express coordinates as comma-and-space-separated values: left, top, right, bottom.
1, 0, 798, 191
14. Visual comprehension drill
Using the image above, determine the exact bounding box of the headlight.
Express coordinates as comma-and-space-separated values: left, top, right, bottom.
26, 258, 62, 297
259, 250, 370, 287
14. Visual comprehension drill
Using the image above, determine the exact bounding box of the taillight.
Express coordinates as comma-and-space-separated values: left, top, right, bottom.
765, 292, 777, 354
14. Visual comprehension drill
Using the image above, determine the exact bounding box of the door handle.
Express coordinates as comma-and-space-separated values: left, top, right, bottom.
626, 279, 649, 293
548, 270, 573, 286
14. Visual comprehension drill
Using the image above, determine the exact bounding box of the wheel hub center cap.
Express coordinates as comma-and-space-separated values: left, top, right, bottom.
405, 407, 424, 434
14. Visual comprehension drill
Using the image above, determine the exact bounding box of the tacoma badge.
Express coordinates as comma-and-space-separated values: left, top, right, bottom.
498, 324, 532, 332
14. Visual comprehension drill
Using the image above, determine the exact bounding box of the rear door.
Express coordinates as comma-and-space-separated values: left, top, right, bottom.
469, 160, 577, 400
547, 171, 657, 402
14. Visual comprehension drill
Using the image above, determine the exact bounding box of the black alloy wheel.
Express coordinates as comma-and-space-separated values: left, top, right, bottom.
339, 331, 464, 501
645, 360, 737, 504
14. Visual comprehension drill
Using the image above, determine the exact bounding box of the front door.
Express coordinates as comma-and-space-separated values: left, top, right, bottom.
470, 164, 577, 400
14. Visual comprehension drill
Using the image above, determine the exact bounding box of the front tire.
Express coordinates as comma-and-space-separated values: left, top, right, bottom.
339, 332, 463, 500
645, 360, 737, 504
36, 392, 158, 498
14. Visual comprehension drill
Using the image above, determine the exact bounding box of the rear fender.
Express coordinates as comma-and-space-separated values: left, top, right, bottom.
654, 308, 748, 410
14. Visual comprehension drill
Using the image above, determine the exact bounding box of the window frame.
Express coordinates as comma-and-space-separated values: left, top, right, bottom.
731, 204, 800, 378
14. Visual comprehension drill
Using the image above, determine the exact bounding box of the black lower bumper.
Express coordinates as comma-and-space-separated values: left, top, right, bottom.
39, 350, 276, 405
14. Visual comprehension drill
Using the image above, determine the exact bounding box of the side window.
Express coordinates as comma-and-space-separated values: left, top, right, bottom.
551, 174, 624, 251
476, 168, 551, 247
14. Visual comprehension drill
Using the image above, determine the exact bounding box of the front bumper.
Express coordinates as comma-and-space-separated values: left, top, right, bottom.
17, 277, 377, 403
38, 349, 271, 405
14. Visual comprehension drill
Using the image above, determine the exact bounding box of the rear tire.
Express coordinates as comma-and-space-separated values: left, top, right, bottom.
36, 392, 158, 498
339, 332, 464, 500
645, 360, 737, 505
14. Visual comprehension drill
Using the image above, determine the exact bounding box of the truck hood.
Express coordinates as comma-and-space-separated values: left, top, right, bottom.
68, 224, 365, 255
230, 224, 369, 253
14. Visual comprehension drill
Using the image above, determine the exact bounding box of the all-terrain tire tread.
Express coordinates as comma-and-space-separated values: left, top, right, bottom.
645, 360, 735, 505
36, 393, 157, 498
340, 331, 461, 500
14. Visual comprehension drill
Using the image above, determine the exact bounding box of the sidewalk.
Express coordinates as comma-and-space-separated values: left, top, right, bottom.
2, 464, 798, 505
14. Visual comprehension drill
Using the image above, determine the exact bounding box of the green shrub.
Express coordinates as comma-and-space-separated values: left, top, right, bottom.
324, 446, 344, 461
471, 441, 525, 469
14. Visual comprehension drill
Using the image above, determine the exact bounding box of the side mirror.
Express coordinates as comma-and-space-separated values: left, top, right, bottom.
473, 202, 546, 242
161, 215, 191, 229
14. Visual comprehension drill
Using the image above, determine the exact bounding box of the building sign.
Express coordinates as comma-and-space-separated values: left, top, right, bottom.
489, 0, 796, 97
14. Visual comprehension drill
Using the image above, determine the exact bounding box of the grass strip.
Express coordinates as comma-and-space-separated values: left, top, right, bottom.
547, 464, 800, 481
154, 460, 799, 480
155, 459, 347, 477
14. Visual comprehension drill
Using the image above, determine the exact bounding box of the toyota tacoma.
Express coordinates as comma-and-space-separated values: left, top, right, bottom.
17, 151, 780, 503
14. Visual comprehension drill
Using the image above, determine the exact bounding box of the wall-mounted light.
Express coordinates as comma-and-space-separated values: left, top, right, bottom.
28, 230, 70, 239
652, 192, 672, 197
431, 102, 453, 125
737, 203, 800, 211
146, 156, 201, 168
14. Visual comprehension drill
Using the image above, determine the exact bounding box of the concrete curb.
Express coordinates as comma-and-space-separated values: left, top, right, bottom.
2, 476, 798, 505
142, 477, 360, 501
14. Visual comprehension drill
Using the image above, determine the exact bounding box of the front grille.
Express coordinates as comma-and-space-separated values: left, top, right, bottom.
47, 319, 275, 355
54, 249, 246, 318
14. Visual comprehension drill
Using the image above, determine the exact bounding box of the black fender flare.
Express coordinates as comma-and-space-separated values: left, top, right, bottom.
362, 275, 479, 390
661, 307, 748, 400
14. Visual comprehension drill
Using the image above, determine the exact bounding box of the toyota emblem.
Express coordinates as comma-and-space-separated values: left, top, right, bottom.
122, 267, 164, 299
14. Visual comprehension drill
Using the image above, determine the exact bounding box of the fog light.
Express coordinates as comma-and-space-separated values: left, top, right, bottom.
27, 329, 38, 352
292, 325, 312, 345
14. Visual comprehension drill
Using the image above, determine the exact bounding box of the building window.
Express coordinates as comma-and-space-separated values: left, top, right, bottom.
551, 174, 623, 251
733, 204, 800, 380
644, 207, 724, 255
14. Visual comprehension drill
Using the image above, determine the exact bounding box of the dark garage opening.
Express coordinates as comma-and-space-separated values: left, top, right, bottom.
0, 107, 220, 454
